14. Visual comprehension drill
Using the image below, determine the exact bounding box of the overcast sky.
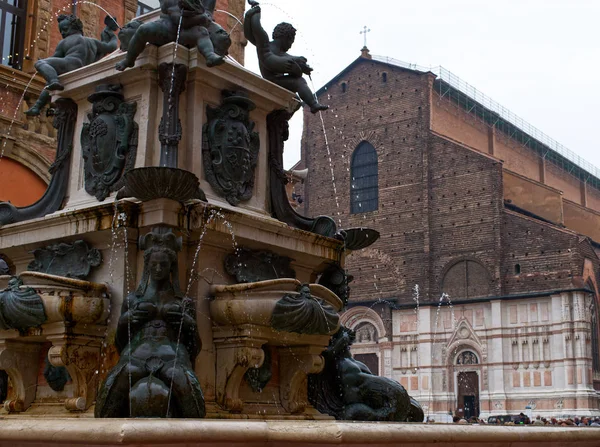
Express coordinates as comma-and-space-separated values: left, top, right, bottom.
241, 0, 600, 172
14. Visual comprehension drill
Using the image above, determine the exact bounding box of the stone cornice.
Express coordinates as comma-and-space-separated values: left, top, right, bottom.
0, 65, 44, 94
0, 198, 343, 264
56, 44, 299, 113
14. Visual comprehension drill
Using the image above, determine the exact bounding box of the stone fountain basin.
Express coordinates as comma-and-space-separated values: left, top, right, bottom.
209, 279, 342, 334
0, 272, 109, 325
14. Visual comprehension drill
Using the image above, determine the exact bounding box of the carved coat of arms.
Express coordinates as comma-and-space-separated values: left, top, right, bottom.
81, 84, 138, 201
203, 91, 259, 206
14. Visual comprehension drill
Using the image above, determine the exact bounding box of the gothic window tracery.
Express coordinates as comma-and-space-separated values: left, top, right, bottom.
350, 141, 378, 214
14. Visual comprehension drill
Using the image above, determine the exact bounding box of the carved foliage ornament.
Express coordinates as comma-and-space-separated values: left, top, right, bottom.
203, 91, 259, 205
81, 84, 138, 201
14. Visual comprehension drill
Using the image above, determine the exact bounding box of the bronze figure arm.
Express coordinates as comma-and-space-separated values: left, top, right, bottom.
244, 3, 269, 48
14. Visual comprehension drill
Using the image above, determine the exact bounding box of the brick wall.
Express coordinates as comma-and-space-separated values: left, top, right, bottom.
430, 86, 600, 213
501, 211, 598, 295
215, 0, 246, 64
427, 134, 503, 300
302, 59, 432, 303
301, 57, 600, 306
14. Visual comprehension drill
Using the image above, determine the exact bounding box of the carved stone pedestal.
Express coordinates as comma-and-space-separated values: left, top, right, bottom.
278, 346, 324, 414
45, 323, 106, 411
211, 325, 331, 419
0, 340, 42, 412
213, 335, 267, 413
210, 280, 342, 419
0, 272, 110, 414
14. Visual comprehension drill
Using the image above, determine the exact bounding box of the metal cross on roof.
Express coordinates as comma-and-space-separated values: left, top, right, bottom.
360, 26, 371, 48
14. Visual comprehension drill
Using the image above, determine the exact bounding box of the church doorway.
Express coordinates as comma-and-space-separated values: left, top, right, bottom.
456, 371, 479, 419
354, 353, 379, 375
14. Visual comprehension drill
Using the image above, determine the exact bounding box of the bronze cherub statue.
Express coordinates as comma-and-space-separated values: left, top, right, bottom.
115, 0, 231, 72
244, 0, 328, 113
25, 14, 118, 117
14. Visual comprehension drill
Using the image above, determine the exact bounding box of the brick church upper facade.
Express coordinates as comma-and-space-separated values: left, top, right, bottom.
299, 49, 600, 418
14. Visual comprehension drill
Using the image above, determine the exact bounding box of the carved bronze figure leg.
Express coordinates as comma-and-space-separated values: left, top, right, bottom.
35, 57, 80, 91
95, 359, 144, 417
160, 363, 206, 418
116, 22, 172, 71
274, 76, 328, 114
194, 27, 224, 67
24, 90, 50, 116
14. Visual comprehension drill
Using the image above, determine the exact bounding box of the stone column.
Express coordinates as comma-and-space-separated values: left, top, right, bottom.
158, 63, 187, 168
488, 300, 507, 411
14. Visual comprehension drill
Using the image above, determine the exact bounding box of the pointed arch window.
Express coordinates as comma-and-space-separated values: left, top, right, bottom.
350, 141, 378, 214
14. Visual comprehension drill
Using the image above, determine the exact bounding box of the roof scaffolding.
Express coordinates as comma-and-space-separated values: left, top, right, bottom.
371, 55, 600, 190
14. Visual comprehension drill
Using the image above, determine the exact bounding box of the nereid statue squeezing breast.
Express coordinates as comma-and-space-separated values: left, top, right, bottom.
95, 227, 205, 418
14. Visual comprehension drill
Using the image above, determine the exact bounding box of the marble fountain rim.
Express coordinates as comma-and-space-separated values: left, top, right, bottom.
0, 419, 597, 446
210, 279, 343, 311
0, 272, 108, 294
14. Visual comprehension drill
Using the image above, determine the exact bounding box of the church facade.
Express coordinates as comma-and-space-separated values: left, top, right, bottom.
298, 49, 600, 421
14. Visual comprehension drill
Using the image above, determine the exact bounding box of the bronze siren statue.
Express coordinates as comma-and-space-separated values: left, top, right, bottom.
115, 0, 231, 71
244, 0, 328, 113
308, 327, 424, 422
95, 228, 205, 418
25, 15, 118, 117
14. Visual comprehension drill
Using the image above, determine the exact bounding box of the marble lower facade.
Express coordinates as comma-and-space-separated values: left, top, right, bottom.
342, 291, 600, 422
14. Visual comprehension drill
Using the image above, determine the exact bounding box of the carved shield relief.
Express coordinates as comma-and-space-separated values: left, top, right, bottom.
81, 84, 138, 201
203, 91, 259, 206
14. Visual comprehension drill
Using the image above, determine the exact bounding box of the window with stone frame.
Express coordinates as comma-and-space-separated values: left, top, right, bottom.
0, 0, 27, 70
350, 141, 378, 214
136, 0, 156, 16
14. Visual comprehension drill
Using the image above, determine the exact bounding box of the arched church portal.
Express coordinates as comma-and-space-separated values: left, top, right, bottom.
454, 350, 480, 419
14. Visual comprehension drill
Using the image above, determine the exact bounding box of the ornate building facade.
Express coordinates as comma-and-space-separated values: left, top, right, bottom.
0, 0, 246, 206
298, 48, 600, 420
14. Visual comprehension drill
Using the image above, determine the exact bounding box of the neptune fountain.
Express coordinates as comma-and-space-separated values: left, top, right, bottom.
0, 0, 422, 423
0, 1, 595, 446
